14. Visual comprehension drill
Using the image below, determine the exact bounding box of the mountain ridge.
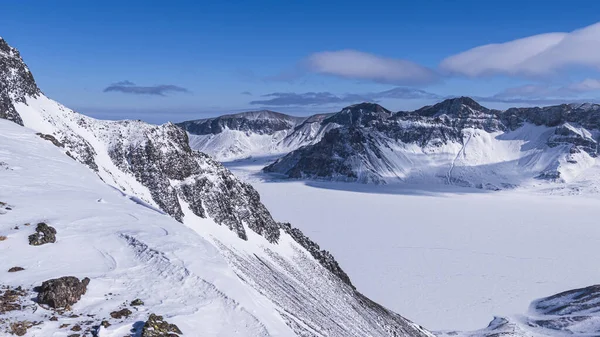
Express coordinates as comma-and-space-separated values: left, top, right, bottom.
0, 36, 432, 336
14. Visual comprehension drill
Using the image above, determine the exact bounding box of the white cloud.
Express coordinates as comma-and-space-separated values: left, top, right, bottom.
440, 22, 600, 77
306, 50, 437, 85
565, 78, 600, 92
489, 79, 600, 103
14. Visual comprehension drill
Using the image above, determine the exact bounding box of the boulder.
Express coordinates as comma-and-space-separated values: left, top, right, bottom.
28, 223, 56, 246
141, 313, 182, 336
36, 276, 90, 309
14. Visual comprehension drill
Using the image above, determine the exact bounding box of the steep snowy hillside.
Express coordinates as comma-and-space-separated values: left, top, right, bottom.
265, 98, 600, 192
0, 118, 283, 336
178, 111, 334, 161
0, 36, 432, 336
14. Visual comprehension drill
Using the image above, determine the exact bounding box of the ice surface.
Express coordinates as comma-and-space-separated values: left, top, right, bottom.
228, 159, 600, 331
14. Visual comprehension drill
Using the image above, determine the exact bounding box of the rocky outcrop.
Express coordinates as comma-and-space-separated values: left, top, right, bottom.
265, 127, 391, 184
28, 223, 57, 246
266, 98, 600, 186
36, 276, 90, 309
141, 313, 182, 337
324, 102, 391, 127
177, 110, 305, 135
105, 122, 280, 242
0, 37, 40, 126
279, 222, 353, 287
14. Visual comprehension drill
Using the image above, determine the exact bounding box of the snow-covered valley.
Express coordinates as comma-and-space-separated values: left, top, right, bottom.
4, 32, 600, 337
227, 158, 600, 332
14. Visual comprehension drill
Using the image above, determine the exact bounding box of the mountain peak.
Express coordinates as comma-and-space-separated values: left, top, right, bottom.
414, 96, 490, 118
0, 37, 41, 125
325, 102, 392, 126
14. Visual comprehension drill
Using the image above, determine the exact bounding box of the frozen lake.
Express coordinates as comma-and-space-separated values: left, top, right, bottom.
227, 158, 600, 331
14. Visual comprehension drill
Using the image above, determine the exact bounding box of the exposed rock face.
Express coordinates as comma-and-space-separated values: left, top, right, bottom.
36, 276, 90, 309
0, 37, 40, 126
324, 102, 392, 127
265, 98, 600, 187
141, 313, 182, 337
36, 133, 64, 148
28, 223, 57, 246
104, 122, 280, 242
266, 127, 390, 184
177, 110, 305, 135
279, 222, 353, 287
179, 110, 335, 161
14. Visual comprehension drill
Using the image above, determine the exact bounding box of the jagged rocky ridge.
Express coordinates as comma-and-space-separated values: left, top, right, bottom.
0, 38, 39, 125
178, 110, 335, 161
260, 98, 600, 189
0, 36, 431, 336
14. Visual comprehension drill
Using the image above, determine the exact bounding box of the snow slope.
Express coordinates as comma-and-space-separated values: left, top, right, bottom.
0, 119, 281, 336
0, 36, 431, 337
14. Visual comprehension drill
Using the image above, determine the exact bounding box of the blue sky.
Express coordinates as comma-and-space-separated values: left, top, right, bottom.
3, 0, 600, 123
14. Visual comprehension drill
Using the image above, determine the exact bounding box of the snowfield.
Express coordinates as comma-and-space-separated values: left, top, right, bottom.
227, 158, 600, 332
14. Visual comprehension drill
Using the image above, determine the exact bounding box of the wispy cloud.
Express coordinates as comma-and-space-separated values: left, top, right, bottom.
241, 91, 253, 96
440, 22, 600, 77
306, 50, 438, 85
250, 87, 441, 106
487, 79, 600, 103
103, 81, 190, 96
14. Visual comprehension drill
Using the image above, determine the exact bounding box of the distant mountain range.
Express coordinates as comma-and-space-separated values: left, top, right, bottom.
4, 33, 600, 336
179, 98, 600, 193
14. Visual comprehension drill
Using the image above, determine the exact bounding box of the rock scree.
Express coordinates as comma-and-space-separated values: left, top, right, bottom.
35, 276, 90, 309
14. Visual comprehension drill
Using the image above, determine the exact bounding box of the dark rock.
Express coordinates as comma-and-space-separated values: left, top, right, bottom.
9, 321, 30, 336
49, 316, 58, 321
0, 286, 27, 313
177, 110, 304, 135
130, 298, 144, 306
110, 308, 132, 319
8, 267, 24, 273
324, 103, 392, 127
28, 223, 57, 246
70, 324, 81, 331
279, 222, 353, 288
36, 276, 90, 309
100, 320, 111, 328
36, 133, 64, 147
141, 313, 182, 336
0, 37, 41, 126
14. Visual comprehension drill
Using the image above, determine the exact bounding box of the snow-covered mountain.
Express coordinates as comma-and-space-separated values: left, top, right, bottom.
178, 111, 335, 161
0, 37, 433, 336
261, 99, 600, 191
